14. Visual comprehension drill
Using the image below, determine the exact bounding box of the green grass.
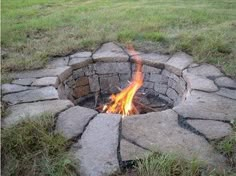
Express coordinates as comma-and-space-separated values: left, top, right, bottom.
1, 0, 236, 77
1, 114, 76, 176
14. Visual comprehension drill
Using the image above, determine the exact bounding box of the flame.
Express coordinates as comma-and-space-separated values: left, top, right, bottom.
102, 45, 143, 117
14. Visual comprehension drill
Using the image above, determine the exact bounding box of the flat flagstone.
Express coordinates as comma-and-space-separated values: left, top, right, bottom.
215, 77, 236, 89
165, 52, 193, 75
55, 106, 98, 140
131, 52, 170, 68
32, 77, 59, 87
2, 84, 32, 94
120, 139, 150, 161
93, 42, 129, 62
183, 71, 218, 92
3, 86, 59, 105
69, 57, 93, 70
46, 57, 69, 68
12, 78, 36, 86
174, 90, 236, 121
216, 88, 236, 100
122, 110, 226, 168
187, 120, 232, 140
71, 113, 121, 176
187, 64, 223, 78
70, 51, 92, 58
9, 67, 72, 82
2, 100, 73, 127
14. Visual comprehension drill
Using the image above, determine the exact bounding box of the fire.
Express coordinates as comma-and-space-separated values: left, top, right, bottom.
102, 45, 144, 116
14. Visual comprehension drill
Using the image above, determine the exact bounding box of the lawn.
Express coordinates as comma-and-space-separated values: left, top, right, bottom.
2, 0, 236, 77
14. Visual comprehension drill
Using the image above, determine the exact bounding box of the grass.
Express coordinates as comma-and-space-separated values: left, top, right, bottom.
1, 0, 236, 77
1, 114, 76, 176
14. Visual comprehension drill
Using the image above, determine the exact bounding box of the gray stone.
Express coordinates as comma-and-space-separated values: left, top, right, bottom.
55, 106, 97, 140
3, 86, 59, 105
143, 82, 154, 89
57, 83, 67, 99
72, 113, 121, 176
64, 76, 75, 88
166, 88, 178, 102
95, 62, 130, 74
88, 75, 100, 92
9, 67, 72, 80
215, 77, 236, 89
119, 73, 131, 82
73, 68, 85, 79
120, 139, 150, 161
216, 88, 236, 100
142, 65, 162, 74
122, 110, 226, 168
188, 64, 223, 78
57, 67, 72, 82
154, 83, 168, 94
12, 78, 36, 86
174, 90, 236, 121
168, 78, 178, 89
2, 84, 31, 94
183, 71, 218, 92
187, 120, 232, 140
2, 100, 73, 127
165, 52, 193, 76
32, 77, 59, 87
93, 42, 129, 62
46, 57, 69, 68
159, 94, 173, 104
149, 73, 168, 84
131, 53, 169, 68
70, 51, 92, 58
69, 57, 92, 70
100, 75, 120, 93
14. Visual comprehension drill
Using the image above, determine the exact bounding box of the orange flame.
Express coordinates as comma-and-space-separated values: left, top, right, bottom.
102, 45, 143, 117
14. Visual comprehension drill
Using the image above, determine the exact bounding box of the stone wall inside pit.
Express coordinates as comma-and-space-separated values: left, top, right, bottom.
59, 61, 187, 106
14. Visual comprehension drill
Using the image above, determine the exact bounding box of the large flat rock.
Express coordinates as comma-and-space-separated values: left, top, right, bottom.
72, 113, 121, 176
2, 100, 73, 127
2, 84, 32, 94
131, 52, 170, 68
216, 88, 236, 100
165, 52, 193, 75
55, 106, 98, 140
215, 77, 236, 89
122, 110, 226, 168
32, 77, 59, 87
12, 78, 36, 86
187, 64, 223, 78
69, 56, 92, 70
174, 90, 236, 121
3, 86, 59, 105
93, 42, 129, 62
183, 71, 218, 92
120, 139, 150, 161
187, 120, 232, 140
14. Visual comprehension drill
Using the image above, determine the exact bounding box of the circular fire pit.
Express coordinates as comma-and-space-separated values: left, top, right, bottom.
2, 42, 236, 176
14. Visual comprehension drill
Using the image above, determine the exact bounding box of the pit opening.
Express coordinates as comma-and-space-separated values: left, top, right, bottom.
59, 60, 187, 115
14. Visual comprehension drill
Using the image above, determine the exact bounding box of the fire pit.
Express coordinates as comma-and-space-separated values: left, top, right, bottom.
2, 42, 236, 176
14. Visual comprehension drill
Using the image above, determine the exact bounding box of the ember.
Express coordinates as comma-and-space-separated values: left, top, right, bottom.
101, 45, 144, 116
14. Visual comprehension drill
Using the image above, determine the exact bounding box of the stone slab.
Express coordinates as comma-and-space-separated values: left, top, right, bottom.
95, 62, 130, 74
187, 120, 232, 140
131, 53, 169, 68
174, 90, 236, 121
165, 52, 193, 76
2, 100, 73, 127
183, 71, 218, 92
100, 75, 120, 93
72, 113, 121, 176
216, 88, 236, 100
46, 57, 69, 68
187, 64, 223, 78
32, 77, 59, 87
122, 110, 226, 168
70, 51, 92, 58
215, 77, 236, 89
69, 57, 92, 70
2, 84, 31, 94
12, 78, 36, 86
3, 86, 59, 105
93, 42, 129, 62
55, 106, 97, 140
120, 139, 150, 161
